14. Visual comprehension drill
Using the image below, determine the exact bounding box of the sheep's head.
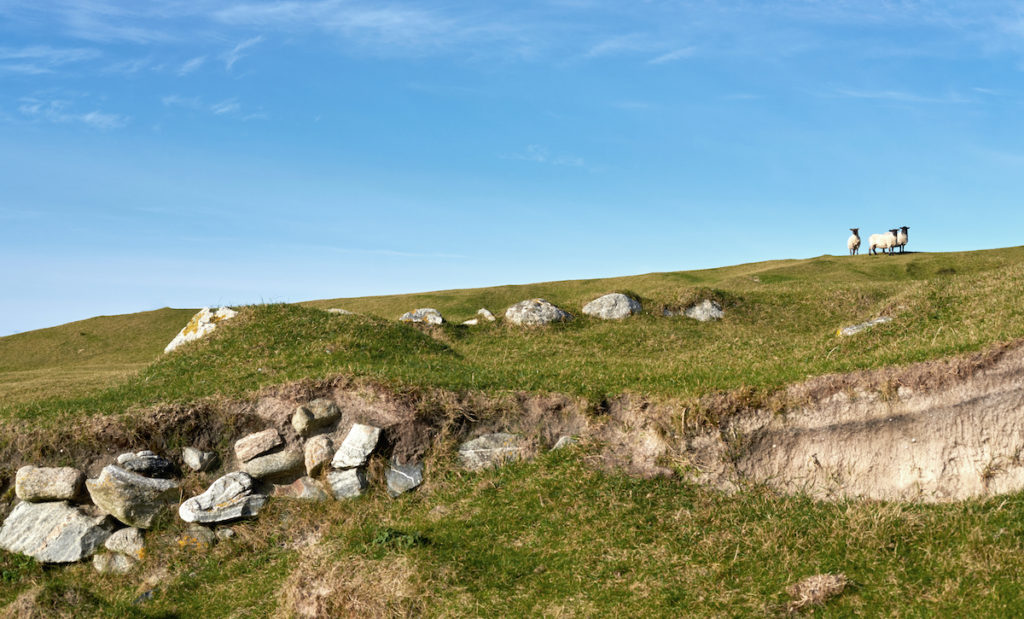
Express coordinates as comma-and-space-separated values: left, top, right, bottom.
850, 228, 859, 234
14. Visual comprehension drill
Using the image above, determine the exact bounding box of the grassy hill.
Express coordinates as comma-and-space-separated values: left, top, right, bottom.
4, 247, 1024, 616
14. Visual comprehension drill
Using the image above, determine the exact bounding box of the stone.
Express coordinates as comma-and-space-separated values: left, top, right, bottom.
216, 527, 236, 541
462, 318, 479, 326
304, 435, 334, 477
164, 306, 237, 354
838, 316, 893, 337
94, 552, 136, 574
552, 436, 579, 450
242, 448, 304, 480
0, 501, 113, 563
292, 398, 341, 436
234, 429, 283, 463
86, 465, 180, 529
326, 469, 368, 499
182, 447, 217, 472
117, 450, 177, 479
458, 433, 524, 471
178, 472, 268, 524
399, 308, 444, 325
331, 424, 381, 469
272, 477, 329, 501
477, 308, 496, 322
387, 461, 424, 498
582, 293, 642, 320
105, 527, 145, 559
504, 299, 573, 326
327, 308, 353, 315
15, 465, 84, 502
178, 525, 217, 550
684, 299, 724, 322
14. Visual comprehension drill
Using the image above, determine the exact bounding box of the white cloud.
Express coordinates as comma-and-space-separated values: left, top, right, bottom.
505, 144, 584, 167
161, 94, 202, 109
830, 88, 972, 104
224, 35, 263, 70
178, 55, 206, 76
0, 45, 100, 73
17, 97, 128, 129
210, 99, 240, 115
649, 47, 695, 64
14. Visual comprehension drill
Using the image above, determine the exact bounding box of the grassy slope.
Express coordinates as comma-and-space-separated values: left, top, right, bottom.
5, 248, 1024, 615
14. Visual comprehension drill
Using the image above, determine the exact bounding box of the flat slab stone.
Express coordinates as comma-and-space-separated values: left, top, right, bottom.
839, 316, 892, 337
505, 299, 573, 326
399, 308, 444, 325
86, 465, 180, 529
458, 433, 524, 471
684, 299, 724, 322
15, 465, 84, 502
242, 448, 304, 480
164, 307, 237, 354
292, 398, 341, 436
178, 472, 268, 524
183, 447, 218, 472
304, 435, 334, 477
117, 450, 177, 479
582, 293, 642, 320
387, 461, 424, 498
331, 424, 381, 469
0, 501, 113, 563
327, 468, 368, 499
234, 429, 283, 463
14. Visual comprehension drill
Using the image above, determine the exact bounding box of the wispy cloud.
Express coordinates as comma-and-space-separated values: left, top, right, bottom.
178, 55, 206, 76
101, 56, 159, 75
649, 46, 695, 64
17, 98, 128, 129
224, 35, 263, 70
830, 88, 972, 104
161, 94, 202, 109
584, 34, 657, 59
210, 99, 240, 115
0, 45, 100, 74
504, 144, 584, 167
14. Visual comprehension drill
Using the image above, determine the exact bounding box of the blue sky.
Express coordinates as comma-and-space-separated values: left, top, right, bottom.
3, 1, 1024, 335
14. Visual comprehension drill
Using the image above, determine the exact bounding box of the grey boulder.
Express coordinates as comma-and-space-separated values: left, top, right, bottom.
86, 465, 180, 529
331, 424, 381, 469
241, 448, 304, 480
0, 501, 113, 563
15, 465, 84, 502
684, 299, 724, 322
105, 527, 145, 558
178, 472, 268, 524
182, 447, 218, 472
505, 299, 573, 326
582, 293, 642, 320
117, 450, 178, 479
458, 433, 524, 471
327, 469, 368, 499
387, 461, 424, 498
292, 399, 341, 436
399, 308, 444, 325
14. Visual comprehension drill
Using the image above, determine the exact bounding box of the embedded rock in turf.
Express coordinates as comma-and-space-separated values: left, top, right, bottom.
504, 299, 573, 326
458, 433, 524, 470
304, 435, 334, 477
838, 316, 892, 337
582, 293, 642, 320
272, 477, 329, 501
399, 308, 444, 325
15, 465, 84, 502
86, 465, 180, 529
179, 472, 268, 524
327, 468, 368, 499
292, 398, 341, 436
105, 527, 145, 559
182, 447, 217, 472
683, 299, 724, 322
94, 552, 136, 574
163, 306, 237, 353
331, 423, 381, 469
242, 447, 304, 480
387, 460, 424, 497
0, 501, 113, 563
235, 429, 283, 463
117, 450, 178, 479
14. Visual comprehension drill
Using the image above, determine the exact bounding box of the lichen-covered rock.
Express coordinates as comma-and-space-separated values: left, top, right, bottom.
387, 461, 424, 498
399, 308, 444, 325
505, 299, 573, 326
178, 525, 217, 550
838, 316, 892, 337
94, 552, 136, 574
582, 293, 642, 320
178, 472, 268, 524
292, 399, 341, 436
458, 433, 524, 471
163, 307, 237, 354
105, 527, 145, 559
326, 469, 368, 499
86, 465, 180, 529
241, 448, 304, 480
15, 465, 84, 502
234, 429, 283, 463
0, 501, 113, 563
117, 450, 177, 479
182, 447, 217, 472
304, 435, 334, 477
684, 299, 724, 322
272, 477, 329, 501
331, 424, 381, 469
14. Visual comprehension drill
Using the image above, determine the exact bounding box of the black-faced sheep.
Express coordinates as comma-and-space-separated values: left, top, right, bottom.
847, 228, 861, 255
868, 229, 899, 255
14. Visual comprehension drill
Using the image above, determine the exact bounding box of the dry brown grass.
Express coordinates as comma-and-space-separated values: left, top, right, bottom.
785, 573, 848, 613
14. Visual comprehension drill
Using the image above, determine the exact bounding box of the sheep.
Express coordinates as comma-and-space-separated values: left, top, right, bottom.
896, 226, 909, 254
868, 229, 899, 255
847, 228, 861, 255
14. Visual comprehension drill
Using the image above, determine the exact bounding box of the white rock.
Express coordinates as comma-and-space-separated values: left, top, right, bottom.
327, 308, 353, 315
582, 293, 642, 320
461, 318, 479, 326
234, 429, 283, 463
505, 299, 573, 326
0, 501, 113, 563
85, 465, 180, 529
164, 307, 237, 353
331, 424, 381, 469
684, 299, 724, 322
399, 308, 444, 325
477, 308, 496, 322
105, 527, 145, 559
183, 447, 217, 472
458, 433, 524, 471
15, 465, 84, 502
838, 316, 893, 337
292, 399, 341, 436
94, 552, 136, 574
326, 469, 368, 499
178, 472, 268, 524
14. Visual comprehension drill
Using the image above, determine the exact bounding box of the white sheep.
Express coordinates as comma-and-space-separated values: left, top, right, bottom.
868, 229, 899, 255
896, 226, 909, 254
847, 228, 861, 255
